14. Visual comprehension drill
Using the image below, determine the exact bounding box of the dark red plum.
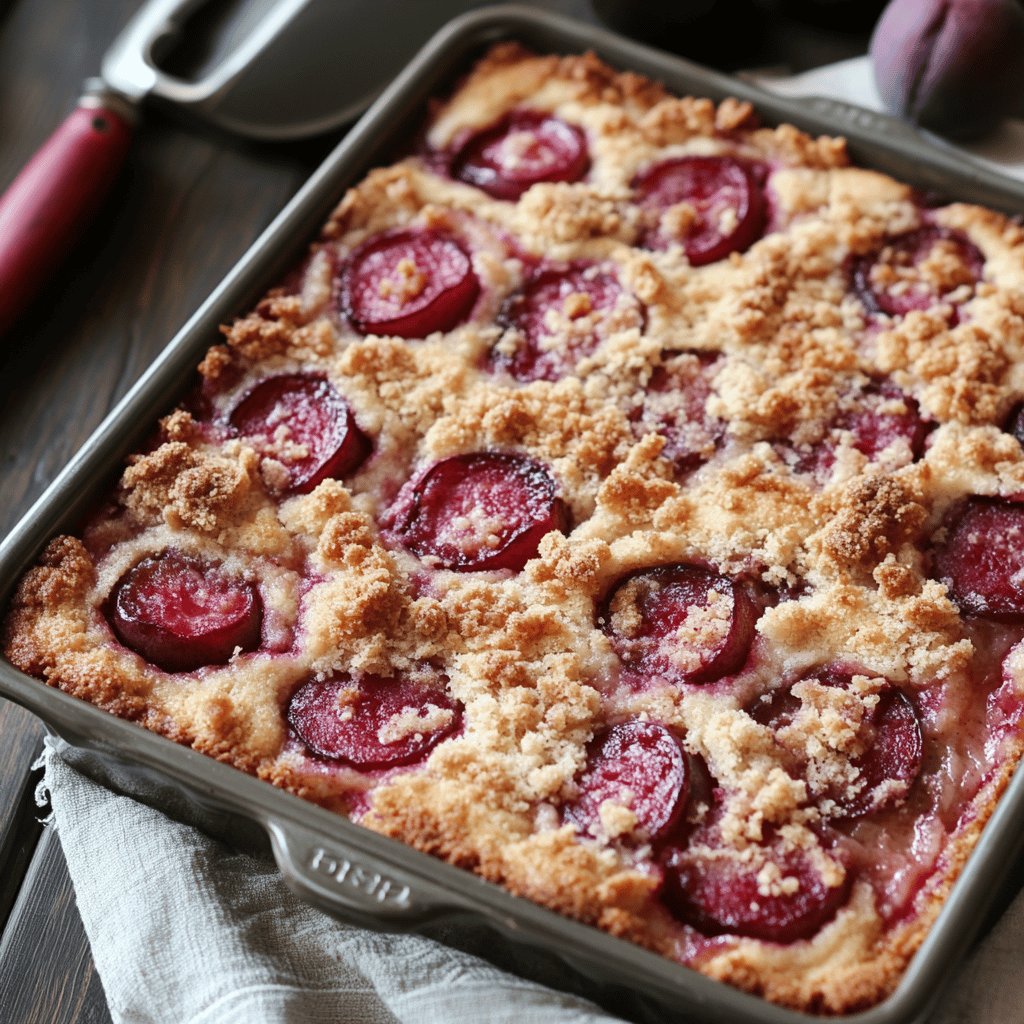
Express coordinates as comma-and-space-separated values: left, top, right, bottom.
228, 374, 370, 494
563, 720, 690, 842
630, 351, 725, 474
663, 834, 852, 942
750, 671, 923, 818
600, 564, 755, 686
870, 0, 1024, 140
107, 551, 262, 673
388, 452, 570, 573
932, 498, 1024, 620
633, 156, 766, 265
789, 379, 931, 478
341, 229, 479, 338
850, 227, 983, 320
451, 110, 589, 200
288, 673, 461, 768
488, 263, 642, 383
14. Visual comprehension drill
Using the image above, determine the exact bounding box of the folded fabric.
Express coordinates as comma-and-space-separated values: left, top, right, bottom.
43, 741, 625, 1024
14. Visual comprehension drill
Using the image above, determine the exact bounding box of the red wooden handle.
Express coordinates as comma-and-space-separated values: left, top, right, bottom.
0, 100, 134, 337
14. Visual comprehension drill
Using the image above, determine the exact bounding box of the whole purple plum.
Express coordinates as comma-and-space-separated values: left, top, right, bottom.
870, 0, 1024, 139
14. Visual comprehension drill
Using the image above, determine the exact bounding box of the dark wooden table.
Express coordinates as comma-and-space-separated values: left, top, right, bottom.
0, 3, 338, 1019
0, 2, 869, 1021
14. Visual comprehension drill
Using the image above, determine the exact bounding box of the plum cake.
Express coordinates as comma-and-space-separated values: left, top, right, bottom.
7, 43, 1024, 1014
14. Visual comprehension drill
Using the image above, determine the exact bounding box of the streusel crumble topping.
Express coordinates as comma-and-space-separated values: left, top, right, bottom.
6, 44, 1024, 1015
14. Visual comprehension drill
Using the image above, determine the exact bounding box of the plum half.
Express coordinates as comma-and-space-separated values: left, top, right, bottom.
488, 263, 643, 383
600, 564, 755, 687
341, 229, 479, 338
107, 551, 262, 673
288, 674, 461, 768
387, 452, 570, 573
563, 720, 690, 842
451, 110, 589, 200
663, 833, 852, 942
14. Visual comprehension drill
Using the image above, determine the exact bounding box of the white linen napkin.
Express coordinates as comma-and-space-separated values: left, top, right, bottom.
42, 741, 622, 1024
41, 58, 1024, 1024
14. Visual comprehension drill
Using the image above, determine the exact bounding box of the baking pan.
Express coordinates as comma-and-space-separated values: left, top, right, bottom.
3, 6, 1024, 1023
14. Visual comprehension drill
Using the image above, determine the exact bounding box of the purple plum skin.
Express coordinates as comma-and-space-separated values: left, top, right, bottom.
870, 0, 1024, 140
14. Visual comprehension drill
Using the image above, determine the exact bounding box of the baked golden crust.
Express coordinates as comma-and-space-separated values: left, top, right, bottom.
6, 43, 1024, 1015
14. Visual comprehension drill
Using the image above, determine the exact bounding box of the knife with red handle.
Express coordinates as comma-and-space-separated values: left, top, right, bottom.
0, 83, 134, 338
0, 0, 322, 340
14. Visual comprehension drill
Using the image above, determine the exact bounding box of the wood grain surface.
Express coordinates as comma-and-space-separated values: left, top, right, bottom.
0, 831, 109, 1024
0, 2, 870, 1022
0, 1, 332, 1019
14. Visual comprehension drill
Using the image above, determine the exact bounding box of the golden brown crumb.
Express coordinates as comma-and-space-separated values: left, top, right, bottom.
814, 474, 927, 573
5, 42, 1024, 1022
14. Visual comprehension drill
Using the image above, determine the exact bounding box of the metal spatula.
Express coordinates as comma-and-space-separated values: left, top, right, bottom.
0, 0, 481, 337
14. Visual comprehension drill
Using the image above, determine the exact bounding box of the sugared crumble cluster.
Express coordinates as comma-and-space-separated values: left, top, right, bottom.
7, 44, 1024, 1014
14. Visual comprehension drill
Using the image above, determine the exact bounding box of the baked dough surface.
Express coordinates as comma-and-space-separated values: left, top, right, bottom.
7, 45, 1024, 1014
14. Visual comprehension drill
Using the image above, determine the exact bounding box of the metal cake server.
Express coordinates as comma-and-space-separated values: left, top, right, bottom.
0, 0, 480, 337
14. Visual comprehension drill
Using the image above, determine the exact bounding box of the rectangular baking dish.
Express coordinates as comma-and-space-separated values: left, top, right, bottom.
4, 7, 1024, 1023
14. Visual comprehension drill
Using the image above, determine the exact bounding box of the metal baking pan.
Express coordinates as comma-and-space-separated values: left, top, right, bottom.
3, 6, 1024, 1023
